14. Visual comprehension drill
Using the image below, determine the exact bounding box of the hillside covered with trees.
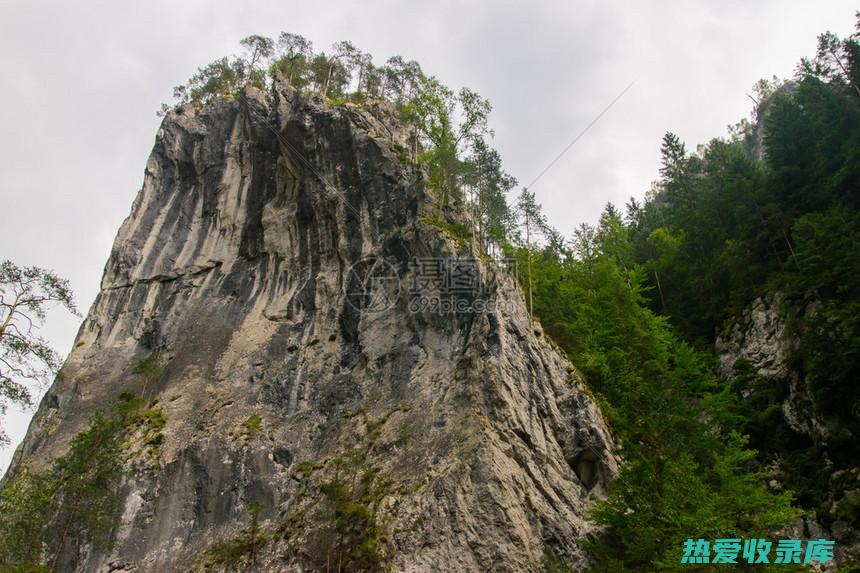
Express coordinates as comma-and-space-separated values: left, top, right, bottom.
517, 18, 860, 571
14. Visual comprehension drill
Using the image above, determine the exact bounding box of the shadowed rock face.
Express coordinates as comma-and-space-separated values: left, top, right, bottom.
717, 294, 860, 567
9, 80, 616, 572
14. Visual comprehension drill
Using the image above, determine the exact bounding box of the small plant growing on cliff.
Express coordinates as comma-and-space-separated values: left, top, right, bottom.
113, 393, 168, 461
318, 468, 388, 572
418, 215, 472, 248
133, 404, 167, 457
196, 502, 267, 571
301, 418, 393, 572
242, 413, 263, 438
133, 350, 162, 387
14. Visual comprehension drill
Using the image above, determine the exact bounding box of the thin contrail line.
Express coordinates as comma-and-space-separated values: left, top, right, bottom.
524, 80, 635, 192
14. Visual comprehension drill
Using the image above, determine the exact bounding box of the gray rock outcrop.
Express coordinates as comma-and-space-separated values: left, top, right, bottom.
8, 80, 616, 572
716, 293, 829, 442
717, 293, 860, 567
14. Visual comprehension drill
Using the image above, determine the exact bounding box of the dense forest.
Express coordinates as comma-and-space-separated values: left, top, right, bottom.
2, 18, 860, 572
518, 20, 860, 571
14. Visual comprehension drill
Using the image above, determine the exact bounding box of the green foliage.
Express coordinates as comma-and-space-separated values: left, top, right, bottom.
0, 393, 156, 570
0, 465, 57, 567
835, 491, 860, 526
316, 449, 390, 572
197, 502, 267, 571
268, 32, 313, 88
0, 261, 79, 444
510, 205, 801, 570
50, 410, 125, 555
132, 350, 162, 383
130, 402, 166, 455
462, 138, 517, 253
178, 57, 245, 105
626, 25, 860, 350
0, 564, 50, 573
400, 76, 493, 211
242, 413, 263, 437
292, 459, 324, 477
240, 35, 274, 87
783, 208, 860, 437
228, 413, 265, 443
419, 215, 472, 247
3, 412, 124, 569
619, 19, 860, 531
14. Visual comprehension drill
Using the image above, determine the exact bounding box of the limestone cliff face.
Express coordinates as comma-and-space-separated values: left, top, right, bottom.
10, 80, 616, 572
717, 294, 860, 567
716, 294, 829, 442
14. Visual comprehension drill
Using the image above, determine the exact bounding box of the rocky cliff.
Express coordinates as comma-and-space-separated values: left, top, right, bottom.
8, 79, 616, 572
717, 294, 860, 567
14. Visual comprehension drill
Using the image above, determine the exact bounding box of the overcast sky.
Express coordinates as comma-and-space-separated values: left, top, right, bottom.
1, 0, 856, 475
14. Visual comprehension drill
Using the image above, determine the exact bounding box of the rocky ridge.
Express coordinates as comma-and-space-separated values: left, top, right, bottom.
8, 79, 617, 572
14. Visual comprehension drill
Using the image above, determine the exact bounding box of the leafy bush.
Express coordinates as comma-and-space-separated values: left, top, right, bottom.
0, 392, 159, 570
419, 215, 472, 247
242, 413, 263, 437
132, 350, 162, 386
197, 502, 267, 571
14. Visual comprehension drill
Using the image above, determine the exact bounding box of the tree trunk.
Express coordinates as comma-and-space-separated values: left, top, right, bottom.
478, 174, 484, 249
654, 270, 667, 313
50, 506, 77, 573
469, 185, 478, 253
323, 62, 334, 97
782, 228, 801, 270
0, 294, 21, 339
526, 211, 533, 325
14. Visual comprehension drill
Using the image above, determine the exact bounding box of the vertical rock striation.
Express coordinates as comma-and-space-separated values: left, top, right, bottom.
8, 80, 616, 572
